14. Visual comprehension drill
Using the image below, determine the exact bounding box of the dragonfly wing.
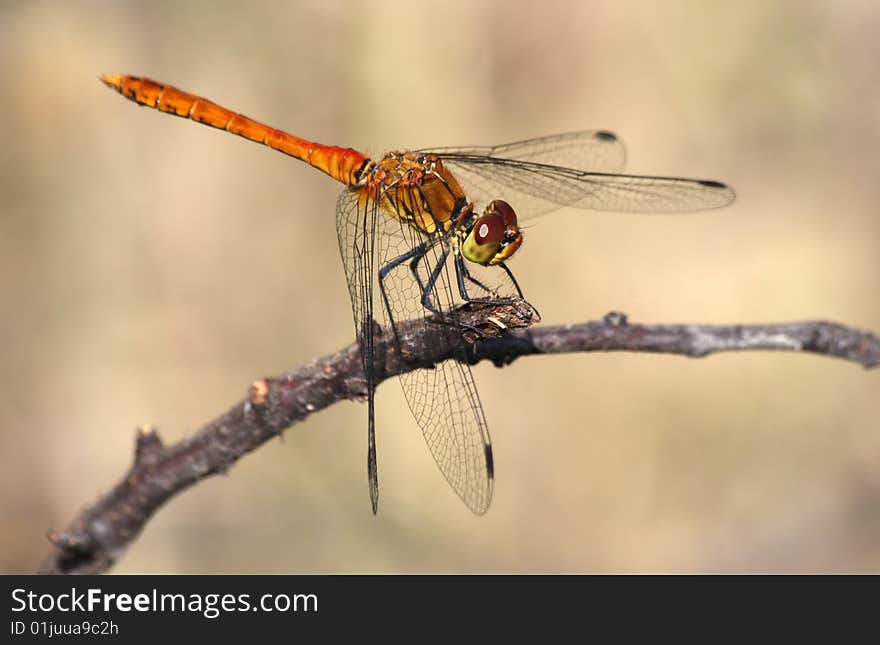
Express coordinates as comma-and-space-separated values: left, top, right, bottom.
336, 189, 383, 512
420, 130, 627, 173
400, 354, 494, 514
336, 187, 495, 515
379, 232, 495, 515
421, 131, 627, 220
441, 155, 735, 220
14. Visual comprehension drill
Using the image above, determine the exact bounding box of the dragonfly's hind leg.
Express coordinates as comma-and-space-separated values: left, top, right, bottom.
407, 248, 430, 303
378, 241, 433, 341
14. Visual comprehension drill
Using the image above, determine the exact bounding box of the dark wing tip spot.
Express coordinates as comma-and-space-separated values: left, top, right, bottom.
485, 444, 494, 480
594, 130, 618, 142
699, 179, 728, 189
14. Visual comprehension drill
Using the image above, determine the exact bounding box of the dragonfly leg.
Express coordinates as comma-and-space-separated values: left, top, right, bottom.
453, 256, 540, 328
378, 241, 433, 339
419, 243, 451, 317
408, 250, 429, 295
453, 254, 520, 305
500, 261, 540, 319
499, 262, 525, 300
419, 244, 495, 338
461, 270, 496, 297
378, 240, 431, 282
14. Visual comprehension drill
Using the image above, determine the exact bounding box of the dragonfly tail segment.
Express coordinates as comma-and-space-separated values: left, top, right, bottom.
100, 74, 369, 186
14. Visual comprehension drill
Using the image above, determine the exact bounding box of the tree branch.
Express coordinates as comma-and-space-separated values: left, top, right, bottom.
38, 307, 880, 574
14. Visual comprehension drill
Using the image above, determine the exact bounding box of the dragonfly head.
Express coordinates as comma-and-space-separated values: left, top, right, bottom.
461, 200, 522, 266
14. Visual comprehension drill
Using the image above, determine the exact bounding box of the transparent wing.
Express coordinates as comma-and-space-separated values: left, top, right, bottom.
336, 188, 382, 513
336, 188, 495, 515
419, 130, 627, 174
419, 131, 733, 220
443, 156, 735, 221
448, 156, 734, 215
419, 131, 627, 220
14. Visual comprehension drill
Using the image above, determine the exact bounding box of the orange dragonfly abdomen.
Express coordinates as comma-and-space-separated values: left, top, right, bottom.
100, 74, 368, 186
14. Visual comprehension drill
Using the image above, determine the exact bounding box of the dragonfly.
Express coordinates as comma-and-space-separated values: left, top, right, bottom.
100, 74, 735, 516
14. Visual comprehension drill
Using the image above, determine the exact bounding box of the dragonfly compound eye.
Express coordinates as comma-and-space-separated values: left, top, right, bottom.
489, 199, 518, 227
474, 200, 519, 244
462, 200, 523, 266
473, 212, 506, 245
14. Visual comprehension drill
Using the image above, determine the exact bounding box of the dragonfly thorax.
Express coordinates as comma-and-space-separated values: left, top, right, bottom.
365, 152, 469, 237
364, 152, 523, 265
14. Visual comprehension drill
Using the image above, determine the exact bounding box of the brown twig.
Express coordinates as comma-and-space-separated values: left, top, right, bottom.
38, 307, 880, 574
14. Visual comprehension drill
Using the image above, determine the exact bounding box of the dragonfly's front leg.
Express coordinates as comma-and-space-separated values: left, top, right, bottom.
417, 244, 496, 339
452, 255, 540, 336
453, 254, 524, 304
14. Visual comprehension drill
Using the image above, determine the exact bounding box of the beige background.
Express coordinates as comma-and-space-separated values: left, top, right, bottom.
2, 0, 879, 573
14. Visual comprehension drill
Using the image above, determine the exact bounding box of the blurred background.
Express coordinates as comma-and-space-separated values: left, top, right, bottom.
2, 0, 879, 573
